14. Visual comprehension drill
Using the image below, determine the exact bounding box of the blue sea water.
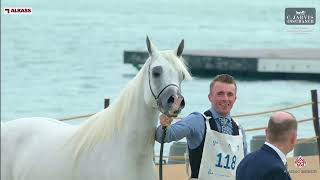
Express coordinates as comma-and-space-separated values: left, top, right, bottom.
1, 0, 320, 156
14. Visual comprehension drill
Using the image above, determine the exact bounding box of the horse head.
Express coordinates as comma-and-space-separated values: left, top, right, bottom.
144, 36, 191, 117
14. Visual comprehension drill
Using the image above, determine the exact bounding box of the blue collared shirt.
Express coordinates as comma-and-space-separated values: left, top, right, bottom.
155, 107, 247, 155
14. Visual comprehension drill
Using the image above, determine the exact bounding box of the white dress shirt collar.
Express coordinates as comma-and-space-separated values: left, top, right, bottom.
265, 142, 287, 165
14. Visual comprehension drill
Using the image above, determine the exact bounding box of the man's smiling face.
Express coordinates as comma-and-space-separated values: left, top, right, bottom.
208, 81, 237, 117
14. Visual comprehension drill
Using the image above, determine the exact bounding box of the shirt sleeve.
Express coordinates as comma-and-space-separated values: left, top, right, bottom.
155, 112, 205, 148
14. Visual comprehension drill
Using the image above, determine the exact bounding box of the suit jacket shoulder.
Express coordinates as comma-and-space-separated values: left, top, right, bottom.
236, 144, 291, 180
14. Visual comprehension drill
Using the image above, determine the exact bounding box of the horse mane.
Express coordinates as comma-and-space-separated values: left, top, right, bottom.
68, 50, 191, 159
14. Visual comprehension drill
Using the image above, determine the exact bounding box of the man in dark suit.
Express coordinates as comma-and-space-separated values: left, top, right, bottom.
236, 111, 297, 180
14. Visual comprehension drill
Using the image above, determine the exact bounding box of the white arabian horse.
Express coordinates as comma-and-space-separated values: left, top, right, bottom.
1, 37, 192, 180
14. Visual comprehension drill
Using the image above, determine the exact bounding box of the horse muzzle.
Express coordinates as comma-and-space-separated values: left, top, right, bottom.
157, 87, 185, 117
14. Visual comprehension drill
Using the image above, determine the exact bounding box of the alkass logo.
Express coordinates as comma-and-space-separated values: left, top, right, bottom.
3, 7, 32, 15
294, 156, 307, 168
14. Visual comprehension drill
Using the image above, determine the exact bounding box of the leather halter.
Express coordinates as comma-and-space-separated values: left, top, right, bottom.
148, 64, 179, 108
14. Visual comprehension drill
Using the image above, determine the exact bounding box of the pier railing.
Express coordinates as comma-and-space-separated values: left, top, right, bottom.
58, 90, 319, 162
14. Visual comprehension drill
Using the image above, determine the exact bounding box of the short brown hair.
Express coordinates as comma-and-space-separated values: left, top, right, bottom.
209, 74, 237, 94
268, 112, 297, 143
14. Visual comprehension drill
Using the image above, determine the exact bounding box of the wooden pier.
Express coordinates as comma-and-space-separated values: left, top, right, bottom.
123, 48, 320, 79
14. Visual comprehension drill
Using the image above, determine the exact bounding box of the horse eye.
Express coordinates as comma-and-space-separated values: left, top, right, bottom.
152, 66, 162, 78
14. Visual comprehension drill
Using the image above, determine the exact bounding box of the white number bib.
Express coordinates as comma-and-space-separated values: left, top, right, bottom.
197, 120, 244, 180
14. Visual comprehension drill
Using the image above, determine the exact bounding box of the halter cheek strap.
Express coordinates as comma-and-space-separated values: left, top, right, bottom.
148, 64, 179, 102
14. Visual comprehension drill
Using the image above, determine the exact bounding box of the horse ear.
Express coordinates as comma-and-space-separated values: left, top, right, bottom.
146, 36, 158, 56
176, 39, 184, 57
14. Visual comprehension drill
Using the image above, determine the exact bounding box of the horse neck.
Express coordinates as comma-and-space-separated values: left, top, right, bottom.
126, 96, 158, 134
119, 99, 158, 165
121, 73, 159, 143
111, 65, 159, 157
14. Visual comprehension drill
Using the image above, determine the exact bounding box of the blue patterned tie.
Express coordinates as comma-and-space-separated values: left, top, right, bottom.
218, 117, 232, 134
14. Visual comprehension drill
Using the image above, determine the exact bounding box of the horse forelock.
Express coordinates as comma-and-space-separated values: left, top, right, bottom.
159, 51, 192, 80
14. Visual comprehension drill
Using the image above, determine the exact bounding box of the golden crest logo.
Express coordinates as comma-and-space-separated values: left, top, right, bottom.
3, 7, 32, 15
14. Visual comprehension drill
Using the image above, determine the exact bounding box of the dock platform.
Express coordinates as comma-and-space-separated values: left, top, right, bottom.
124, 48, 320, 79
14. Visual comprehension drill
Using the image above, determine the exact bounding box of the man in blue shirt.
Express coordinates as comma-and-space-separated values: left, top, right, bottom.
155, 74, 247, 179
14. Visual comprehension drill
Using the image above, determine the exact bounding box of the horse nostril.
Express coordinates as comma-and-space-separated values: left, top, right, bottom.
167, 96, 175, 104
174, 110, 181, 115
180, 98, 185, 108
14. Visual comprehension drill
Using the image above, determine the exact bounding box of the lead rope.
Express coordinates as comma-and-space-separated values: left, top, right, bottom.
159, 126, 167, 180
159, 96, 183, 180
